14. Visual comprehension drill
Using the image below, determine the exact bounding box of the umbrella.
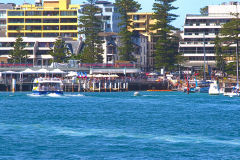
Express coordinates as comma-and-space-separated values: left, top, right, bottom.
50, 69, 66, 74
66, 71, 77, 77
36, 68, 49, 73
21, 68, 35, 74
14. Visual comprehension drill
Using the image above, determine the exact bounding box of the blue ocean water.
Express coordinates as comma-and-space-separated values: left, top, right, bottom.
0, 91, 240, 160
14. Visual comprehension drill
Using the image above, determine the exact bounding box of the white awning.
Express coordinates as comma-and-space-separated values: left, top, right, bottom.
36, 68, 49, 73
65, 71, 77, 77
50, 69, 66, 74
21, 68, 35, 74
2, 71, 21, 74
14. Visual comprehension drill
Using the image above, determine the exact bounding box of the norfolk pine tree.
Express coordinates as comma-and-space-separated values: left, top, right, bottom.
214, 35, 226, 72
151, 0, 179, 71
115, 0, 141, 61
49, 38, 70, 63
79, 0, 104, 63
9, 35, 28, 64
220, 7, 240, 75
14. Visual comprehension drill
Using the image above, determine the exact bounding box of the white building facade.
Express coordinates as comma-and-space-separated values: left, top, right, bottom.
180, 2, 240, 69
0, 3, 15, 37
0, 37, 82, 65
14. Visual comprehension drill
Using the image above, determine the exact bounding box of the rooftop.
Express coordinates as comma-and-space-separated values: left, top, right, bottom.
0, 3, 15, 9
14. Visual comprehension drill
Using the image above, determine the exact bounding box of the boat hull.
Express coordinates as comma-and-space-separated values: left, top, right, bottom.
32, 91, 63, 95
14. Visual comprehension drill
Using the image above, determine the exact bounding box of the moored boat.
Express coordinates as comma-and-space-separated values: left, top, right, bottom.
209, 81, 220, 95
32, 78, 64, 95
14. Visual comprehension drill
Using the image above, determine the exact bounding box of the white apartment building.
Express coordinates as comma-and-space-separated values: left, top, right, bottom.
0, 37, 82, 65
0, 3, 15, 37
179, 1, 240, 69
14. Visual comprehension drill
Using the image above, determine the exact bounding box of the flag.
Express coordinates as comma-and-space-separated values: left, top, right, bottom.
84, 72, 87, 78
77, 72, 80, 78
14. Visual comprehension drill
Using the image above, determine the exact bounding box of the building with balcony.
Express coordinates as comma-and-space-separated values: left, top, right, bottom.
127, 12, 157, 71
78, 1, 122, 64
0, 3, 15, 37
179, 2, 240, 68
6, 0, 80, 40
0, 37, 82, 65
95, 1, 121, 33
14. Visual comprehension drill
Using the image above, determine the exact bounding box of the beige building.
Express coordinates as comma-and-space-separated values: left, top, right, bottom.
128, 12, 158, 71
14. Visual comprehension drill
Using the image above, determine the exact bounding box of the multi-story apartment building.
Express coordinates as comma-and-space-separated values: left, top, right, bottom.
0, 3, 15, 37
0, 37, 82, 65
6, 0, 80, 40
95, 1, 121, 33
179, 2, 240, 69
79, 1, 122, 64
131, 34, 148, 71
127, 12, 158, 71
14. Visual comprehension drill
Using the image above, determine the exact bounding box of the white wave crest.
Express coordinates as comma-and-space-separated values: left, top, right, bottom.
56, 128, 240, 146
65, 94, 85, 97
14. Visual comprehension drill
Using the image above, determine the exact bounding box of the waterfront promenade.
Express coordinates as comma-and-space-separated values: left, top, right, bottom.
0, 65, 170, 92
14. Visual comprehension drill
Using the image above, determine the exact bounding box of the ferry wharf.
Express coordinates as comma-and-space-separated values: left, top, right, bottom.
0, 66, 170, 92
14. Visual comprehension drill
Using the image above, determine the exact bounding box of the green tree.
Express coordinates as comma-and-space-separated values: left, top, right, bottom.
151, 0, 179, 71
9, 35, 28, 64
214, 35, 226, 72
49, 38, 70, 63
200, 6, 208, 15
220, 9, 240, 76
115, 0, 141, 61
79, 0, 104, 63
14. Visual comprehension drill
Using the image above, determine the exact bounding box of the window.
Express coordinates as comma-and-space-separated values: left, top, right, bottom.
43, 33, 59, 37
60, 18, 77, 23
26, 11, 42, 16
0, 11, 6, 18
8, 25, 24, 30
60, 33, 77, 38
60, 11, 77, 16
26, 26, 42, 30
26, 19, 42, 23
43, 11, 59, 16
103, 16, 110, 20
43, 26, 59, 30
105, 8, 112, 12
8, 11, 24, 16
133, 15, 139, 20
60, 25, 77, 30
8, 18, 24, 23
43, 19, 59, 23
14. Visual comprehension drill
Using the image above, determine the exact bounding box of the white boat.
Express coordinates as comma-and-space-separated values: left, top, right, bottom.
32, 78, 64, 95
223, 87, 239, 97
209, 81, 220, 95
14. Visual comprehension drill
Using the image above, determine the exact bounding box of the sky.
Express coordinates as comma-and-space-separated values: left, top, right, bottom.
1, 0, 234, 29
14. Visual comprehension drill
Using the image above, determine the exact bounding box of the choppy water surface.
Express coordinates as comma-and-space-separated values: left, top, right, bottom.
0, 92, 240, 159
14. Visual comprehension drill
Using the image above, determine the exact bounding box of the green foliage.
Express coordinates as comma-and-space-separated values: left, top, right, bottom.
48, 39, 70, 63
78, 0, 104, 63
200, 6, 208, 15
220, 12, 240, 75
214, 35, 226, 72
151, 0, 179, 71
220, 17, 240, 44
115, 0, 141, 61
9, 35, 28, 64
225, 62, 236, 75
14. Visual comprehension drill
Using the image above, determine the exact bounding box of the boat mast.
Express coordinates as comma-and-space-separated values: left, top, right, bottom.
235, 3, 239, 88
203, 32, 206, 81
